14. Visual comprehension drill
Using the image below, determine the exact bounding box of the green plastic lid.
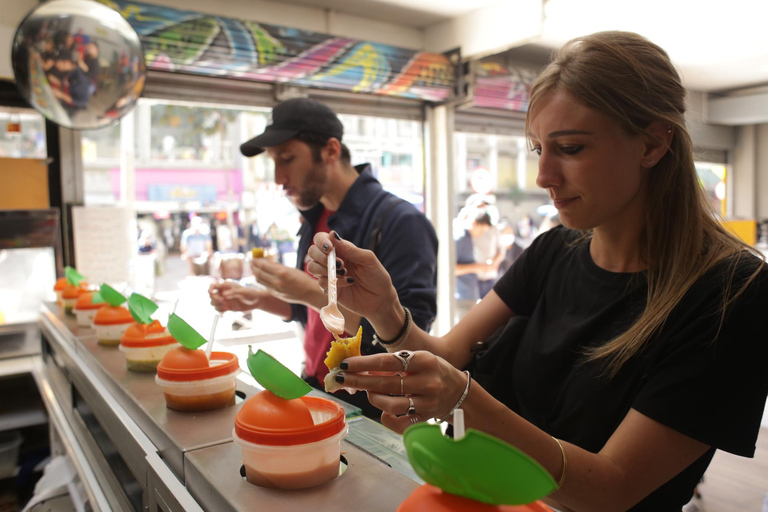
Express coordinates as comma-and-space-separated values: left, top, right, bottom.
403, 424, 557, 506
246, 347, 312, 400
99, 284, 126, 307
167, 313, 208, 350
128, 293, 158, 324
65, 266, 85, 286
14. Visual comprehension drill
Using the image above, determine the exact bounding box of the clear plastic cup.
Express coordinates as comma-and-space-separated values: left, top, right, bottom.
119, 321, 177, 372
155, 351, 239, 412
74, 308, 99, 327
233, 395, 347, 490
93, 306, 134, 346
93, 322, 133, 346
120, 343, 177, 372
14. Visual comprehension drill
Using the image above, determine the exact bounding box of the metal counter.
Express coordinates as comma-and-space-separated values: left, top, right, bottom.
38, 302, 420, 511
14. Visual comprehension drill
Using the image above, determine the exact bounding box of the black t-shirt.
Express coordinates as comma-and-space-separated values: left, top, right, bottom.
493, 226, 768, 511
83, 55, 100, 83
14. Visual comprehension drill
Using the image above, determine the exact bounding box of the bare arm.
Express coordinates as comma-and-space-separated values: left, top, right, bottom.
461, 387, 710, 511
342, 353, 711, 512
370, 290, 513, 369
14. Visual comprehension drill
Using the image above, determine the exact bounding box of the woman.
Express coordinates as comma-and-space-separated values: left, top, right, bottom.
307, 31, 768, 511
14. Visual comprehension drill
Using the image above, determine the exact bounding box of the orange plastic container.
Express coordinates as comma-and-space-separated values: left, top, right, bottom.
92, 306, 134, 345
233, 390, 347, 490
119, 320, 178, 372
398, 485, 554, 512
155, 348, 239, 412
61, 285, 88, 315
73, 292, 105, 327
54, 277, 68, 306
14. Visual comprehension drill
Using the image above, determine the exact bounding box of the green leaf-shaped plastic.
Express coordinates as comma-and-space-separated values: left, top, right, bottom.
167, 313, 208, 350
247, 347, 311, 400
128, 293, 158, 324
403, 424, 557, 506
65, 266, 85, 286
90, 292, 106, 305
99, 284, 126, 307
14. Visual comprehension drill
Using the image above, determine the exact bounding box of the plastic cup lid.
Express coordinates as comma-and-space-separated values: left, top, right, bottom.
403, 424, 557, 506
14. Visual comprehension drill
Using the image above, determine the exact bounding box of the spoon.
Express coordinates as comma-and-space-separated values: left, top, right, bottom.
320, 247, 345, 336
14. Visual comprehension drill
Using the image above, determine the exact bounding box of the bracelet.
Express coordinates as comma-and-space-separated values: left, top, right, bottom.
552, 437, 568, 490
439, 370, 471, 423
372, 307, 411, 349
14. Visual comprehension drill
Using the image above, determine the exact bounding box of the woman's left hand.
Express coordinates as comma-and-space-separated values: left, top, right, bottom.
334, 351, 469, 434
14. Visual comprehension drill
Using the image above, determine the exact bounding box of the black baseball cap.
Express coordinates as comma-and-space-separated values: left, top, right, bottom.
240, 98, 344, 157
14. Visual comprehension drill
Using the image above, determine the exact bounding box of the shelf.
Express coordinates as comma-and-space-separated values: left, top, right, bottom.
0, 369, 48, 432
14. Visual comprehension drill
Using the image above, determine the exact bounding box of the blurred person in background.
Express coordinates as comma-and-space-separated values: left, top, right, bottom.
180, 216, 213, 275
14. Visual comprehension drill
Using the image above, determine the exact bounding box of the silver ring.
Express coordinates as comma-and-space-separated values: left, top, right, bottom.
406, 396, 416, 416
393, 350, 415, 373
398, 373, 404, 396
409, 415, 419, 424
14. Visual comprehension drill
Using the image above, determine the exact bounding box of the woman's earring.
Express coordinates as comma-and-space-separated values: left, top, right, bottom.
644, 159, 656, 167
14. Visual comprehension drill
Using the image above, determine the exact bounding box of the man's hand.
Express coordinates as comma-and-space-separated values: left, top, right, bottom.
208, 281, 263, 312
251, 258, 325, 310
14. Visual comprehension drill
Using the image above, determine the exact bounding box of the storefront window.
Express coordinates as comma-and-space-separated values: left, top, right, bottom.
453, 132, 550, 323
695, 162, 727, 217
80, 99, 424, 294
0, 110, 46, 159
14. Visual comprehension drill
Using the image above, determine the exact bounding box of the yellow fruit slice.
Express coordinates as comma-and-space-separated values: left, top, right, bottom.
251, 248, 265, 258
324, 326, 362, 370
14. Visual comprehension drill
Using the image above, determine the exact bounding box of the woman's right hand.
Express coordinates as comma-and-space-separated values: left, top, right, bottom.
307, 231, 399, 323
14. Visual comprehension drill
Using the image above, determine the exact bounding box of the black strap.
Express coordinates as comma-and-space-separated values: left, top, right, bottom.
366, 195, 405, 254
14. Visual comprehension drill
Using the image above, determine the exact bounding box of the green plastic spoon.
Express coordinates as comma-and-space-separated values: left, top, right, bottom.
403, 423, 557, 506
246, 347, 312, 400
128, 293, 158, 324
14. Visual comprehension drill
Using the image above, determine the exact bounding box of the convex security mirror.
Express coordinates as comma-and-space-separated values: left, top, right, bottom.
11, 0, 146, 129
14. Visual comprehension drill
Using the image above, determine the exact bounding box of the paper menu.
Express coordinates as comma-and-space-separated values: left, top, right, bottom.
72, 206, 136, 287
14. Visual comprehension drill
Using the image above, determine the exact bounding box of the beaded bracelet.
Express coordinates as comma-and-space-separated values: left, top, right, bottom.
372, 307, 411, 350
439, 370, 471, 423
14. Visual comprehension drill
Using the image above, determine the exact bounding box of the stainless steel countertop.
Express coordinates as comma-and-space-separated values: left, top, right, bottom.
184, 440, 419, 512
39, 301, 422, 511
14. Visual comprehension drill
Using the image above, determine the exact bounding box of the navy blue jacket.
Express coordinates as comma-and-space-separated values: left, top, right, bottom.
291, 164, 438, 355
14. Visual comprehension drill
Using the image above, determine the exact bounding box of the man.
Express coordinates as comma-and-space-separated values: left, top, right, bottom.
209, 98, 438, 418
181, 216, 213, 275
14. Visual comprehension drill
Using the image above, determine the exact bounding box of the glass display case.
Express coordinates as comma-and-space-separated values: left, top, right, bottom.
0, 209, 61, 327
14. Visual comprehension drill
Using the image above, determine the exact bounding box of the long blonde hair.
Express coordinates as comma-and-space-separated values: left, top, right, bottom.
525, 31, 762, 376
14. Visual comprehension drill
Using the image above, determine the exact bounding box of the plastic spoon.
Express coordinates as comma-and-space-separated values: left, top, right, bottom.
205, 314, 220, 360
320, 247, 345, 336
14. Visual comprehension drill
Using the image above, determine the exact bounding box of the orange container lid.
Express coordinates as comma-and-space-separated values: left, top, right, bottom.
54, 277, 68, 291
93, 305, 134, 325
397, 485, 553, 512
74, 292, 106, 311
156, 349, 238, 382
62, 285, 88, 299
235, 395, 345, 446
120, 320, 177, 348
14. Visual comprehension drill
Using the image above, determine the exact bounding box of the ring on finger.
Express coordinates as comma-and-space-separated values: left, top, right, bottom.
397, 373, 404, 396
406, 396, 416, 416
393, 350, 415, 373
409, 415, 419, 424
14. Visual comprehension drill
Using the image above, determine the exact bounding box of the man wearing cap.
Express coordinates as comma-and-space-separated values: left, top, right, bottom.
209, 98, 438, 418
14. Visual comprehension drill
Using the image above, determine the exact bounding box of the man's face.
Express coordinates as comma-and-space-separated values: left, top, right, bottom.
86, 42, 98, 57
266, 139, 328, 209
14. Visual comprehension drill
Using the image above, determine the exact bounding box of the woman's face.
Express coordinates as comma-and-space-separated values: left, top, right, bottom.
528, 88, 649, 233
